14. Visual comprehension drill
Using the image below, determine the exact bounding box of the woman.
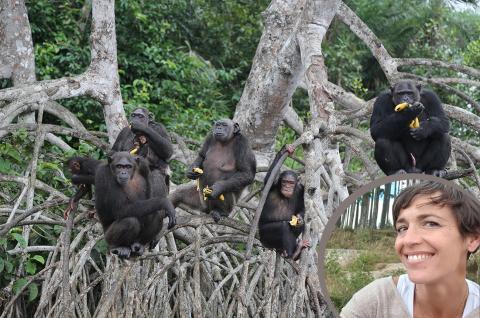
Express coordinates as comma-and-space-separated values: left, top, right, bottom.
341, 181, 480, 318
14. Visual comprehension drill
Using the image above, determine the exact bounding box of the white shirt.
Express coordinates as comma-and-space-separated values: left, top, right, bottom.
396, 274, 480, 318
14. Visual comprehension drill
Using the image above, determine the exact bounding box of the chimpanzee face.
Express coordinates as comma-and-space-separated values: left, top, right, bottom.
213, 119, 239, 142
109, 152, 136, 186
69, 161, 81, 174
391, 81, 421, 105
280, 174, 297, 198
130, 108, 150, 126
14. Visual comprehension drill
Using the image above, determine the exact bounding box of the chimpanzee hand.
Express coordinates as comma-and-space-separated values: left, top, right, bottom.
284, 144, 295, 156
130, 121, 148, 134
186, 166, 203, 180
410, 126, 429, 140
210, 183, 223, 199
167, 213, 176, 229
408, 102, 424, 116
165, 200, 177, 229
295, 214, 304, 227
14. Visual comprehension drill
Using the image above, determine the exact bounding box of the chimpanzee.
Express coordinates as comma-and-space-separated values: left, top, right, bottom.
169, 119, 256, 222
258, 145, 309, 260
95, 152, 176, 258
370, 80, 451, 177
64, 156, 102, 219
112, 107, 173, 193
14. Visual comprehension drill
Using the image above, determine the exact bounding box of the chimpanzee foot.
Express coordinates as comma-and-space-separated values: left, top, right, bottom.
87, 208, 96, 219
148, 239, 159, 251
110, 246, 131, 259
393, 169, 407, 175
210, 210, 222, 223
407, 167, 422, 174
130, 242, 145, 256
428, 169, 447, 178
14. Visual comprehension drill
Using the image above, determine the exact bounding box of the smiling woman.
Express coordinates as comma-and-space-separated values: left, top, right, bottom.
340, 181, 480, 318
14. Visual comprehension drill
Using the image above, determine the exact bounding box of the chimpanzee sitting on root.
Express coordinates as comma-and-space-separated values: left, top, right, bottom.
258, 145, 310, 260
112, 107, 172, 194
169, 119, 256, 222
95, 152, 176, 259
370, 80, 451, 177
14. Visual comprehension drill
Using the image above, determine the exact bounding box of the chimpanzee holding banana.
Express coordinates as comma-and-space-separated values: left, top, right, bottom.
370, 80, 451, 176
112, 107, 173, 193
169, 118, 256, 222
259, 145, 309, 260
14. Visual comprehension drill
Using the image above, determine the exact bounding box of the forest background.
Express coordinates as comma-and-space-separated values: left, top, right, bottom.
0, 0, 479, 317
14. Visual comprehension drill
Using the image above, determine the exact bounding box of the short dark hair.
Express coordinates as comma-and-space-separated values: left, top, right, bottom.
392, 181, 480, 255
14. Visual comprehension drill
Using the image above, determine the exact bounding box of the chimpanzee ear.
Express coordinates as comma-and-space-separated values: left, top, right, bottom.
107, 154, 113, 164
233, 122, 240, 135
148, 110, 154, 121
416, 84, 422, 93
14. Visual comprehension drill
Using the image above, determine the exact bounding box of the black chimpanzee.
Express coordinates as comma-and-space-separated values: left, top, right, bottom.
370, 80, 451, 177
112, 107, 173, 193
169, 119, 256, 222
95, 152, 176, 259
258, 145, 309, 260
64, 156, 102, 219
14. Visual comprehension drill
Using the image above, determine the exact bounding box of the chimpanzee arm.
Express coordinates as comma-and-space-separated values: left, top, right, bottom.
263, 146, 288, 185
418, 91, 450, 137
291, 185, 305, 236
111, 127, 134, 152
117, 197, 176, 219
213, 135, 256, 194
189, 135, 213, 170
370, 93, 420, 140
71, 174, 95, 185
139, 122, 173, 160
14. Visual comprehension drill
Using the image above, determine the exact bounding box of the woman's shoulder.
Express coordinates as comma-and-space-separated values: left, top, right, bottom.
340, 277, 408, 318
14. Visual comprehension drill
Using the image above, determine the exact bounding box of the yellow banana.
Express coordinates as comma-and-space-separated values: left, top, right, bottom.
202, 186, 224, 201
130, 147, 139, 155
193, 167, 204, 174
289, 215, 298, 226
409, 117, 420, 129
394, 102, 409, 112
395, 103, 420, 128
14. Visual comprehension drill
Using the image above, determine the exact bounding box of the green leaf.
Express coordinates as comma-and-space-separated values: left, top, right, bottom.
0, 258, 4, 273
13, 278, 28, 295
5, 259, 13, 273
31, 255, 45, 264
26, 260, 36, 275
11, 233, 27, 248
28, 283, 39, 302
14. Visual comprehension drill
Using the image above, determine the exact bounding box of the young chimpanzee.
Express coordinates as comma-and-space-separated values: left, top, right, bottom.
169, 119, 256, 222
95, 152, 176, 259
258, 145, 309, 260
112, 107, 173, 193
64, 156, 102, 219
370, 80, 451, 176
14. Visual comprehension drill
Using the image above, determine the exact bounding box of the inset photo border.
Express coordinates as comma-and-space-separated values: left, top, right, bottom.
318, 174, 480, 317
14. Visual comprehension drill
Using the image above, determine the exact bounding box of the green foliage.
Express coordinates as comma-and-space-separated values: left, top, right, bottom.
464, 39, 480, 67
325, 251, 374, 310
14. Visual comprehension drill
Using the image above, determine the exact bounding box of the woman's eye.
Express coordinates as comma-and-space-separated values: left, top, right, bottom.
396, 226, 407, 234
424, 221, 439, 228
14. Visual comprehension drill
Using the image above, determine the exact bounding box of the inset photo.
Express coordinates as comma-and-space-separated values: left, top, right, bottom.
319, 176, 480, 318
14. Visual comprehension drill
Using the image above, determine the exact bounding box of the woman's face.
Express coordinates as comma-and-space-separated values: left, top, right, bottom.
394, 193, 479, 285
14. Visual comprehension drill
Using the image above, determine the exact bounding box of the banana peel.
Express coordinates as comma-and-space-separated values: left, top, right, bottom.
202, 186, 224, 201
289, 215, 298, 226
394, 103, 420, 128
130, 146, 139, 155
